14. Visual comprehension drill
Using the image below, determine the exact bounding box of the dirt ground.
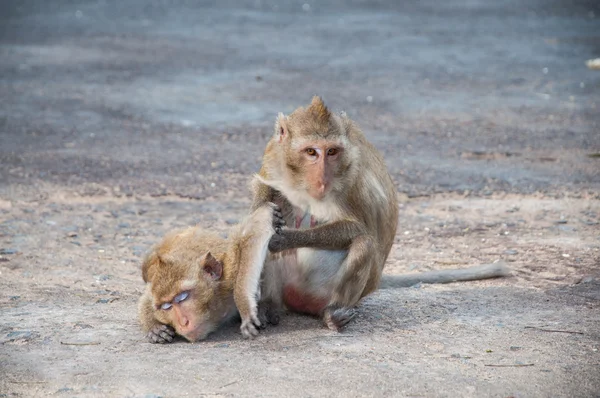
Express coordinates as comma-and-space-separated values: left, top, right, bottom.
1, 0, 599, 397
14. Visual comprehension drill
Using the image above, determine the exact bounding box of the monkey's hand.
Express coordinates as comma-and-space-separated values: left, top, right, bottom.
147, 324, 176, 344
240, 310, 263, 339
270, 203, 286, 233
268, 231, 290, 252
268, 203, 289, 252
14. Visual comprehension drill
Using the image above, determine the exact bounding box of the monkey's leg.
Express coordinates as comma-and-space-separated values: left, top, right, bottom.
324, 235, 376, 331
256, 256, 284, 327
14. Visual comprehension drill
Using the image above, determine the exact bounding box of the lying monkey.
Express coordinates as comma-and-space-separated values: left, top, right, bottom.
138, 200, 507, 343
138, 203, 285, 343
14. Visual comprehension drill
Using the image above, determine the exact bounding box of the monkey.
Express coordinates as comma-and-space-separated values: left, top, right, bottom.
138, 199, 507, 343
138, 97, 509, 343
250, 96, 508, 331
138, 203, 286, 343
138, 201, 508, 344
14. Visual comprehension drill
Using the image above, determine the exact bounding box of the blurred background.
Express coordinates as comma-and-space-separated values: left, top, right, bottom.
1, 2, 600, 396
1, 0, 598, 199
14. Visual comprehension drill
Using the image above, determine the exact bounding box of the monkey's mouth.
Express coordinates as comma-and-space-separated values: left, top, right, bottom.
182, 325, 213, 342
308, 186, 330, 200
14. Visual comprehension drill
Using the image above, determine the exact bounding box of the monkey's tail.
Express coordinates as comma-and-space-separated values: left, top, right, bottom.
379, 261, 510, 289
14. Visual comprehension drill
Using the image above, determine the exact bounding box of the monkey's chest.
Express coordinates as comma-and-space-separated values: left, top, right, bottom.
293, 210, 318, 229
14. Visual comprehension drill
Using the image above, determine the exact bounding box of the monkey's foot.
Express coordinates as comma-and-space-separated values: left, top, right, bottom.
258, 301, 281, 326
147, 324, 176, 344
323, 306, 356, 332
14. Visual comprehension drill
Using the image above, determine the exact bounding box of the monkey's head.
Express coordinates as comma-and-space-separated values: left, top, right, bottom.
142, 228, 233, 342
268, 96, 357, 201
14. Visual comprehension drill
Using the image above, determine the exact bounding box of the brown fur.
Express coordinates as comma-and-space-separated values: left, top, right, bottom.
251, 98, 507, 332
253, 96, 399, 330
138, 205, 277, 342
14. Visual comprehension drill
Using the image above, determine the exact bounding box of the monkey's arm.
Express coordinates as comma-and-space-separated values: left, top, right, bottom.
250, 172, 278, 212
269, 220, 365, 252
138, 286, 176, 344
233, 203, 282, 338
379, 262, 510, 288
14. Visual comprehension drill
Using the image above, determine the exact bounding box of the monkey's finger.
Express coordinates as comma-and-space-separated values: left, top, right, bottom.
159, 331, 174, 342
240, 322, 259, 339
267, 202, 281, 212
252, 314, 265, 329
148, 332, 167, 344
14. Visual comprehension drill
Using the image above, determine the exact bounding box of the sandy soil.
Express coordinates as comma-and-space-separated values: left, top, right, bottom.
1, 0, 599, 396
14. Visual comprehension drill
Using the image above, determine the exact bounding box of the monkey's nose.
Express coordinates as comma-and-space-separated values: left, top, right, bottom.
179, 316, 190, 329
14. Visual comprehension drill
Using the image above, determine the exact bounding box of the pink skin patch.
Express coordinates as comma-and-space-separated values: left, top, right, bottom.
283, 285, 328, 315
295, 213, 318, 228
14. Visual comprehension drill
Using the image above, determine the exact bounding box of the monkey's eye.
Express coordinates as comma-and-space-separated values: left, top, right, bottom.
305, 148, 317, 156
173, 291, 189, 304
327, 148, 339, 156
160, 302, 172, 311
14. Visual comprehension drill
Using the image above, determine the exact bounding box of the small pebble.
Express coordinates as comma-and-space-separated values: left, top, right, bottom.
578, 276, 594, 284
6, 331, 34, 341
96, 298, 116, 304
504, 249, 518, 255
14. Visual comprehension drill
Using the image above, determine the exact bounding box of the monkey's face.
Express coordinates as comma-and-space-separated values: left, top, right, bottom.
273, 97, 351, 201
150, 251, 228, 342
288, 140, 346, 200
152, 285, 220, 342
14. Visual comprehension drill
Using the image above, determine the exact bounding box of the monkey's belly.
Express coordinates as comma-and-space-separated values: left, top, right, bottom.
283, 284, 328, 315
281, 248, 347, 315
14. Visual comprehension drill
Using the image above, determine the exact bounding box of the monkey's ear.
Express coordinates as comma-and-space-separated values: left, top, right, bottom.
275, 112, 289, 143
141, 250, 158, 283
202, 252, 223, 281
